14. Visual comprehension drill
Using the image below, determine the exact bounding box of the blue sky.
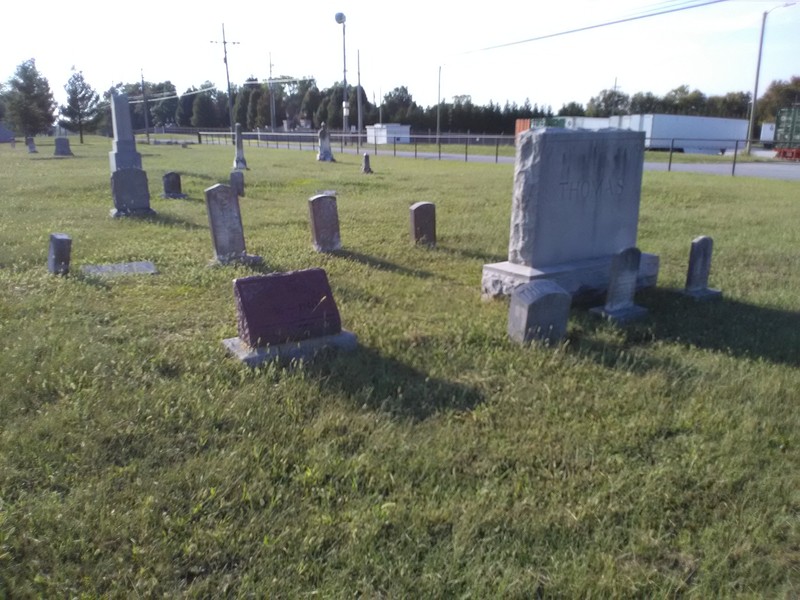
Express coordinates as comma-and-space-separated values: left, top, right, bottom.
2, 0, 798, 113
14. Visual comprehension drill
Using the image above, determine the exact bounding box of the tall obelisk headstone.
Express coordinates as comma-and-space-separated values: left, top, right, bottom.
108, 91, 142, 172
233, 123, 248, 170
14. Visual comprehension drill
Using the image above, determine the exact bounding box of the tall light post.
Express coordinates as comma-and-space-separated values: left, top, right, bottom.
335, 12, 348, 142
747, 3, 795, 154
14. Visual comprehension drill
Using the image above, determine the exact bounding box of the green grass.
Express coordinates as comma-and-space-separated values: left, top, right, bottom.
1, 136, 799, 597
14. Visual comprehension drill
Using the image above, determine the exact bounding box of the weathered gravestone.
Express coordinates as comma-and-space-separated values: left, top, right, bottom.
508, 279, 571, 345
81, 261, 158, 276
26, 137, 37, 153
409, 202, 436, 247
309, 193, 341, 252
230, 170, 245, 198
161, 171, 187, 199
110, 168, 156, 218
232, 123, 248, 170
589, 247, 649, 324
361, 152, 373, 174
48, 233, 72, 275
204, 183, 262, 265
683, 235, 722, 301
108, 91, 142, 172
317, 122, 335, 162
482, 128, 659, 301
222, 268, 358, 366
54, 137, 73, 156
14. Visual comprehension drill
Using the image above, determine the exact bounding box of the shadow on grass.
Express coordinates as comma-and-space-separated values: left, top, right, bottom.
30, 155, 88, 160
332, 249, 433, 279
305, 345, 484, 421
435, 244, 505, 264
139, 212, 207, 231
572, 287, 799, 369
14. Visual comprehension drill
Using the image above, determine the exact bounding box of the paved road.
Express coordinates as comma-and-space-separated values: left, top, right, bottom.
338, 147, 800, 182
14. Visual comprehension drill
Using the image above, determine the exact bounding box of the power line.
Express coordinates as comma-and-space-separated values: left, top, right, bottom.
466, 0, 730, 54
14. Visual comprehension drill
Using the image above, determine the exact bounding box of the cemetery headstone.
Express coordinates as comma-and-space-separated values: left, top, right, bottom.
233, 123, 248, 170
589, 247, 649, 324
48, 233, 72, 275
317, 122, 335, 162
54, 137, 73, 156
230, 170, 245, 198
482, 128, 659, 301
308, 193, 341, 252
110, 168, 156, 218
204, 183, 262, 265
361, 152, 373, 174
108, 91, 143, 172
683, 235, 722, 301
508, 279, 571, 345
222, 268, 358, 366
161, 171, 187, 199
26, 137, 37, 153
81, 261, 158, 276
409, 202, 436, 247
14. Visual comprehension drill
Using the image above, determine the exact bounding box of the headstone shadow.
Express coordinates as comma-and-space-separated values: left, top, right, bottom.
570, 288, 799, 369
134, 211, 207, 231
331, 249, 433, 279
302, 345, 484, 421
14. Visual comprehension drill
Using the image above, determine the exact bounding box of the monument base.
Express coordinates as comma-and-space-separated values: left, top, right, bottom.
110, 207, 157, 218
223, 330, 358, 367
210, 253, 263, 267
682, 287, 722, 302
589, 304, 649, 325
482, 253, 659, 302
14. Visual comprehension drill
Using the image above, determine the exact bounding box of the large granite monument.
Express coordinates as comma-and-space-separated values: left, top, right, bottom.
482, 128, 659, 301
317, 122, 335, 162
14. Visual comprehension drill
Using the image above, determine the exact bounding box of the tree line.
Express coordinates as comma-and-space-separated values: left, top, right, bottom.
2, 59, 799, 141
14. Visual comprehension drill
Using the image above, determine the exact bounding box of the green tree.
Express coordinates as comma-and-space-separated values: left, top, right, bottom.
557, 101, 586, 116
148, 81, 178, 127
629, 92, 662, 114
4, 59, 56, 137
191, 92, 217, 128
757, 76, 800, 122
58, 69, 100, 143
586, 88, 630, 117
247, 87, 262, 129
176, 86, 198, 126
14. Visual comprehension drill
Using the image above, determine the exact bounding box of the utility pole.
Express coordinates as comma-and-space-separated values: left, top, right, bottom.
140, 69, 151, 144
269, 52, 277, 132
211, 23, 240, 131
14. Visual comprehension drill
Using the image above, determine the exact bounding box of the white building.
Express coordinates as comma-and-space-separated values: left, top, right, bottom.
366, 124, 411, 144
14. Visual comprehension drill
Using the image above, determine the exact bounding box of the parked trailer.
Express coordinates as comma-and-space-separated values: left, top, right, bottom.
774, 107, 800, 160
608, 114, 748, 154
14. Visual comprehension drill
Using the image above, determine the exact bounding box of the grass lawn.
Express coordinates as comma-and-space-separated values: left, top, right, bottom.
1, 136, 798, 597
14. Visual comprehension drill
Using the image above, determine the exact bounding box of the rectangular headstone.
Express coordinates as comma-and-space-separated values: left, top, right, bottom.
222, 269, 358, 366
48, 233, 72, 275
204, 183, 261, 264
161, 171, 187, 199
233, 269, 343, 346
230, 170, 245, 198
683, 235, 722, 301
508, 279, 571, 345
482, 128, 659, 300
110, 168, 155, 217
590, 247, 648, 324
54, 137, 73, 156
308, 194, 341, 252
410, 202, 436, 247
80, 261, 158, 276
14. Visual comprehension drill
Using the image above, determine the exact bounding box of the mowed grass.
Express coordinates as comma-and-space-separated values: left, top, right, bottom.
1, 136, 798, 597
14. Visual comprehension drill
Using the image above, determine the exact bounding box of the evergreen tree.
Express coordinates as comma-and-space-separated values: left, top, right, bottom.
191, 93, 217, 128
59, 69, 100, 143
176, 87, 198, 126
4, 59, 56, 137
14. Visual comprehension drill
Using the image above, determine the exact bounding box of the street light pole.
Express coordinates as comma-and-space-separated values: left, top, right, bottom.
335, 12, 348, 143
746, 3, 796, 154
